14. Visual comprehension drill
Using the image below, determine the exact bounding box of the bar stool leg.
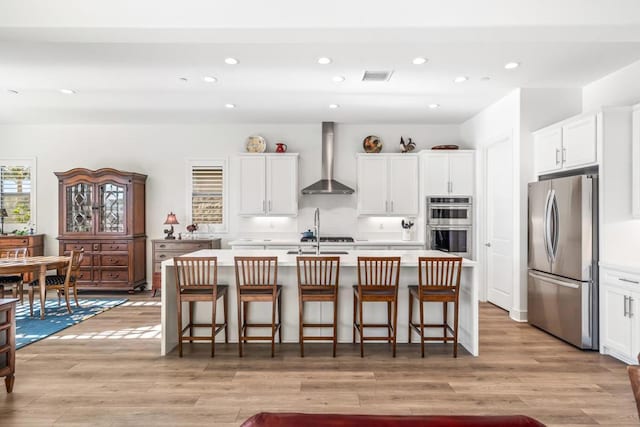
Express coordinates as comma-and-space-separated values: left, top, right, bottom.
359, 299, 364, 358
408, 292, 413, 344
387, 301, 392, 344
237, 298, 243, 357
392, 300, 398, 358
189, 301, 194, 338
299, 298, 305, 357
223, 291, 229, 343
352, 294, 357, 344
332, 297, 338, 358
278, 291, 282, 343
454, 299, 459, 358
443, 301, 448, 340
177, 300, 184, 357
211, 293, 217, 357
271, 297, 277, 357
420, 298, 425, 358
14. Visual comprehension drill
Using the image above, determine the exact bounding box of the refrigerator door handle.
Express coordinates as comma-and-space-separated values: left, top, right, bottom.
543, 189, 553, 263
550, 189, 559, 261
528, 271, 580, 289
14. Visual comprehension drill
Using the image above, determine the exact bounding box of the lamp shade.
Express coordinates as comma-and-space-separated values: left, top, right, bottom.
164, 212, 179, 225
0, 208, 7, 218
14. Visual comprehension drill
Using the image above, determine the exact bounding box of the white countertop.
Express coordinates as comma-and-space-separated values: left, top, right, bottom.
162, 248, 476, 268
229, 239, 425, 247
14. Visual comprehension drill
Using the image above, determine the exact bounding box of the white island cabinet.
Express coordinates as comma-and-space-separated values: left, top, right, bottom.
238, 153, 298, 216
161, 249, 478, 356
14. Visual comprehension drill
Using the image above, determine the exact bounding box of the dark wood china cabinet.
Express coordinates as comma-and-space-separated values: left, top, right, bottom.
56, 168, 147, 292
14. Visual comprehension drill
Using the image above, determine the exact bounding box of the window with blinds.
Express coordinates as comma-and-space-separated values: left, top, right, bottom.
0, 164, 33, 224
190, 163, 225, 226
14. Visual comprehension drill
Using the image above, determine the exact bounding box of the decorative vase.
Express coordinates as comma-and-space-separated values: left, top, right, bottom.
402, 228, 411, 241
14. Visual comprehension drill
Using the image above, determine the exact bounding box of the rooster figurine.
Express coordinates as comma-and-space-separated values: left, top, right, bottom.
400, 137, 416, 153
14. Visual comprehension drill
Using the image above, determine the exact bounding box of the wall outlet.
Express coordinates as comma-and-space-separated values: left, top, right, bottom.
379, 222, 384, 229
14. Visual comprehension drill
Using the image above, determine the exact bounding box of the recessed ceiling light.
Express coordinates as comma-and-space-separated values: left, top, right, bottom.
454, 76, 468, 83
224, 57, 239, 65
480, 76, 491, 81
59, 89, 76, 94
203, 76, 217, 83
7, 89, 19, 95
412, 57, 428, 65
428, 103, 440, 109
329, 104, 340, 109
317, 57, 332, 65
332, 75, 345, 83
504, 62, 520, 70
178, 77, 188, 83
224, 103, 236, 109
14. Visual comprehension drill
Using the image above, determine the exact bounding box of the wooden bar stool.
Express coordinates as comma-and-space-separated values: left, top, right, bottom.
174, 256, 228, 357
353, 256, 400, 357
408, 257, 462, 358
235, 256, 282, 357
296, 256, 340, 357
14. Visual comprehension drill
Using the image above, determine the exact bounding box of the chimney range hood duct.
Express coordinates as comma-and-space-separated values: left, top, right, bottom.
301, 122, 355, 195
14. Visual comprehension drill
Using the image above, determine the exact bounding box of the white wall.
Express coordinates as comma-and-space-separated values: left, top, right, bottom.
583, 59, 640, 112
583, 60, 640, 268
0, 122, 460, 285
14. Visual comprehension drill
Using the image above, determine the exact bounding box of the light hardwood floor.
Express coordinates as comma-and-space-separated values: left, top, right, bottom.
0, 293, 637, 426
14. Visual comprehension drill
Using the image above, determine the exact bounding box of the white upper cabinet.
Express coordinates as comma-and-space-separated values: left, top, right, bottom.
633, 105, 640, 218
534, 128, 563, 174
357, 154, 418, 216
239, 154, 298, 216
533, 113, 598, 175
562, 115, 597, 169
423, 151, 475, 196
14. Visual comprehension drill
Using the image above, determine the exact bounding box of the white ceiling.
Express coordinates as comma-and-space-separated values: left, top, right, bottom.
1, 0, 640, 124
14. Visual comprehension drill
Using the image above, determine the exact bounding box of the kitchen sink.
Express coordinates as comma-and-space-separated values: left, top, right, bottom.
286, 250, 349, 255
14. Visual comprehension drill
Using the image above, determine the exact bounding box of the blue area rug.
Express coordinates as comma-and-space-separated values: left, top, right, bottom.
15, 298, 127, 349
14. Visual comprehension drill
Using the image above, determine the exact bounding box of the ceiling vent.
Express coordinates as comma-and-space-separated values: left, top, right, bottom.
361, 70, 393, 82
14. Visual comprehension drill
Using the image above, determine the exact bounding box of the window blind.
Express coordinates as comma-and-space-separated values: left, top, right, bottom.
0, 165, 31, 224
191, 165, 223, 224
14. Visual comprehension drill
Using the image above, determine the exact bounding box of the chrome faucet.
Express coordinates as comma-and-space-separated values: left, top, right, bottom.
314, 208, 320, 255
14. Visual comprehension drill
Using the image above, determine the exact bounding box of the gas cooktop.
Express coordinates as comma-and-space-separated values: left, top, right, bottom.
300, 236, 355, 243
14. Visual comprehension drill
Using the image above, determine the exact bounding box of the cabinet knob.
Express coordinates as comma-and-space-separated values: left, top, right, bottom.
159, 254, 166, 259
159, 244, 166, 248
485, 242, 491, 247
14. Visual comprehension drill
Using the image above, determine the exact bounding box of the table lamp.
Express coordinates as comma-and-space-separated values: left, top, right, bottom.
0, 208, 7, 235
163, 212, 179, 240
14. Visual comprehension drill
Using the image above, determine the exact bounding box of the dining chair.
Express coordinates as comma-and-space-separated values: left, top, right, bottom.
174, 256, 228, 357
296, 256, 340, 357
353, 256, 401, 357
0, 248, 27, 304
408, 257, 463, 357
235, 256, 281, 357
28, 250, 83, 317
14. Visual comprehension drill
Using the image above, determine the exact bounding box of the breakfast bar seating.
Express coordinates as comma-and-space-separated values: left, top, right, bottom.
0, 248, 27, 303
409, 257, 462, 357
235, 256, 282, 357
174, 256, 228, 357
353, 256, 401, 357
296, 256, 340, 357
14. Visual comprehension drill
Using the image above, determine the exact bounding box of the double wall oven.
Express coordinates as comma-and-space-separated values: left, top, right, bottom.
426, 196, 473, 259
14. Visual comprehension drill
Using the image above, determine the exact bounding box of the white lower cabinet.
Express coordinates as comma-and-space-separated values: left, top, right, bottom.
600, 267, 640, 364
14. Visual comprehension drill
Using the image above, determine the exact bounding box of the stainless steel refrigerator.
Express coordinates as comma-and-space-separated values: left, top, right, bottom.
527, 174, 598, 349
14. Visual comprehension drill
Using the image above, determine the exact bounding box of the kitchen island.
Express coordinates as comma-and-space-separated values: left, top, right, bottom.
160, 249, 478, 356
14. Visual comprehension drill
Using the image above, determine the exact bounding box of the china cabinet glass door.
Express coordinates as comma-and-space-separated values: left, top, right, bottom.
98, 183, 126, 233
65, 182, 94, 233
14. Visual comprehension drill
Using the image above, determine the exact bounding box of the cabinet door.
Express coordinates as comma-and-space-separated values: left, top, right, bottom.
632, 109, 640, 218
64, 181, 95, 234
562, 114, 597, 169
388, 156, 419, 215
449, 152, 475, 196
239, 156, 266, 215
423, 153, 450, 195
601, 284, 634, 359
534, 128, 563, 174
357, 156, 388, 215
97, 182, 127, 234
267, 156, 298, 216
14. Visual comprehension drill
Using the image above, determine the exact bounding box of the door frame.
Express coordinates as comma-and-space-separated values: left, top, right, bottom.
480, 132, 514, 307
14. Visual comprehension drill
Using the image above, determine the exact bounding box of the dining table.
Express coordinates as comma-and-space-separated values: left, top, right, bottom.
0, 256, 71, 320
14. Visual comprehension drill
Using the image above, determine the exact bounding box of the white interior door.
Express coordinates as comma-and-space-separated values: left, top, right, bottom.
485, 136, 514, 311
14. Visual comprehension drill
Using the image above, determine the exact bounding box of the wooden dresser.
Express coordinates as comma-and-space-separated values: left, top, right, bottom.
0, 298, 18, 393
56, 168, 147, 293
152, 238, 221, 295
0, 234, 44, 256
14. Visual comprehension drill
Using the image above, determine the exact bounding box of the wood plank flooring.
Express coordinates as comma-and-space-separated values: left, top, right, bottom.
0, 293, 637, 426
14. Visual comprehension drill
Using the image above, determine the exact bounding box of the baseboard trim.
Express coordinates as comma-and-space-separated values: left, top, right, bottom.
509, 309, 528, 322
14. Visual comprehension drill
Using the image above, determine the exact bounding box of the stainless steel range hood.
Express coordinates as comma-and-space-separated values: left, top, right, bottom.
301, 122, 355, 195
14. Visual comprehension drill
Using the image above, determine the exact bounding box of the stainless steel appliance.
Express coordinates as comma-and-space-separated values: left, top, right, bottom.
426, 196, 472, 259
527, 174, 598, 350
